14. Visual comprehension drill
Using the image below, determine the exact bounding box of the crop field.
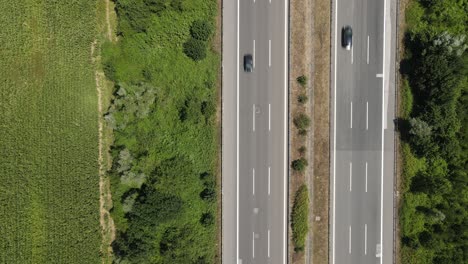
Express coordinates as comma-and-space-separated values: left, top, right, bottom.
0, 1, 101, 263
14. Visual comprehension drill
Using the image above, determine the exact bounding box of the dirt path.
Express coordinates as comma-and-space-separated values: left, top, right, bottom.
105, 0, 114, 42
94, 1, 117, 263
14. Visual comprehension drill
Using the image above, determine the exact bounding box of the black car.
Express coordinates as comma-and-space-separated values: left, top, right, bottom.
244, 54, 253, 72
341, 26, 353, 50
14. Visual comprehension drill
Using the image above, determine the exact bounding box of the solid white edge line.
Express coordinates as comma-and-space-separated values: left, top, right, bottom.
365, 162, 368, 193
236, 0, 239, 261
380, 0, 386, 263
269, 103, 271, 131
365, 224, 368, 255
332, 0, 338, 263
351, 44, 354, 64
367, 35, 370, 64
349, 162, 352, 192
252, 232, 255, 259
253, 168, 255, 195
268, 166, 271, 195
268, 229, 271, 258
269, 40, 271, 67
283, 0, 288, 262
350, 101, 353, 128
366, 101, 369, 130
349, 225, 352, 254
253, 40, 256, 68
253, 104, 255, 132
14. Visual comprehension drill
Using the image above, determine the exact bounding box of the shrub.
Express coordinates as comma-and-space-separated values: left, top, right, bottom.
291, 184, 309, 251
294, 113, 311, 130
298, 129, 308, 136
190, 20, 213, 41
297, 93, 308, 104
183, 38, 207, 61
200, 212, 214, 227
291, 157, 308, 172
298, 146, 306, 155
296, 75, 308, 88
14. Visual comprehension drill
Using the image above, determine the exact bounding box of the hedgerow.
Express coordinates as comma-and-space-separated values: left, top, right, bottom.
291, 185, 309, 252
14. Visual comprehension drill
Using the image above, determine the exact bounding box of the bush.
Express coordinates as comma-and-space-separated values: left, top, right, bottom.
183, 38, 207, 61
291, 185, 309, 251
293, 113, 311, 130
298, 129, 308, 136
190, 20, 213, 41
298, 146, 306, 155
291, 157, 308, 172
296, 75, 308, 88
297, 94, 308, 104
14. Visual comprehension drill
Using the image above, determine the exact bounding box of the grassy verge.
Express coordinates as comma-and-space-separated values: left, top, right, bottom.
0, 1, 100, 263
102, 0, 220, 262
289, 0, 313, 262
310, 0, 331, 262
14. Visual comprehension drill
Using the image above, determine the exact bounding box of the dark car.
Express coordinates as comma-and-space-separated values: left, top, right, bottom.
341, 26, 353, 50
244, 54, 253, 72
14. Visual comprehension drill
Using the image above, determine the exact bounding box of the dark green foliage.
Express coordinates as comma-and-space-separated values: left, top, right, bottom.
293, 113, 311, 130
399, 1, 468, 262
200, 212, 215, 227
297, 93, 308, 104
298, 128, 308, 136
291, 157, 308, 172
190, 20, 214, 41
129, 186, 184, 224
105, 0, 219, 262
298, 146, 306, 155
184, 38, 207, 61
115, 0, 186, 33
296, 75, 308, 88
291, 185, 309, 251
103, 60, 117, 82
200, 172, 216, 202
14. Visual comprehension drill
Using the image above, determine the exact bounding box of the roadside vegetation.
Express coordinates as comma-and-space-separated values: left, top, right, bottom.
290, 72, 311, 254
399, 0, 467, 263
291, 184, 310, 252
102, 0, 219, 262
0, 1, 100, 263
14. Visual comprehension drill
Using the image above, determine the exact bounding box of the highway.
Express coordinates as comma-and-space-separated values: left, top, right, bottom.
331, 0, 396, 263
222, 0, 288, 263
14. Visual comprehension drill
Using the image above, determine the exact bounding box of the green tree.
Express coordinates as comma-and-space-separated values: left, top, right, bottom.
291, 157, 308, 172
297, 93, 308, 104
408, 117, 434, 154
296, 75, 308, 88
293, 113, 311, 130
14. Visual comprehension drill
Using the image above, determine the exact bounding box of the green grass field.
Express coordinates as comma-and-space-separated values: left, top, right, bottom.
0, 1, 101, 263
103, 0, 220, 262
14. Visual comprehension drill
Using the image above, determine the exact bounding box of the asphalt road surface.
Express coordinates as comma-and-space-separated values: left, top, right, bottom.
222, 0, 288, 263
330, 0, 396, 263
